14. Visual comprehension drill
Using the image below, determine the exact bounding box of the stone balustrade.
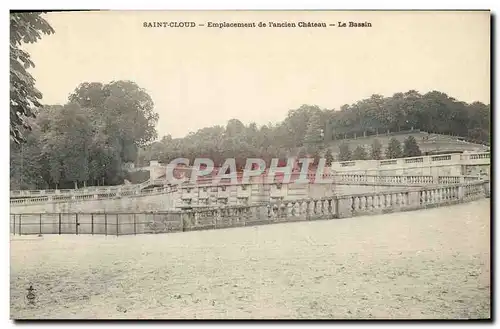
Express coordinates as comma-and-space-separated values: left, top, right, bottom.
334, 174, 435, 185
11, 151, 490, 199
332, 152, 490, 173
464, 153, 490, 160
10, 185, 178, 206
11, 180, 488, 235
10, 172, 487, 207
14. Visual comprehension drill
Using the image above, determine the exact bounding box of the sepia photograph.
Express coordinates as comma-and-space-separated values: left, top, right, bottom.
9, 9, 491, 320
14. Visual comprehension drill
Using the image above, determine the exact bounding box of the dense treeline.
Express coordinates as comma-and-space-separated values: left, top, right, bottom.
138, 90, 490, 168
10, 81, 159, 190
11, 89, 490, 190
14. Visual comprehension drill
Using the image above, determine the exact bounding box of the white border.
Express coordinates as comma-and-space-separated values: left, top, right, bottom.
2, 1, 497, 328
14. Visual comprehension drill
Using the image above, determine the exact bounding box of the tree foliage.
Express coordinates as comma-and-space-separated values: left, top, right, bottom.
304, 112, 324, 146
324, 149, 334, 166
352, 146, 368, 160
10, 12, 55, 144
403, 136, 422, 158
327, 90, 490, 145
386, 138, 403, 159
10, 81, 159, 189
136, 91, 489, 169
370, 139, 383, 160
338, 143, 352, 162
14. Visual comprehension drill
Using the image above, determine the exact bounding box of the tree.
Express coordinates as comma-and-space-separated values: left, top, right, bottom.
40, 103, 93, 188
69, 80, 159, 149
307, 146, 321, 166
10, 12, 55, 144
386, 138, 403, 159
284, 105, 322, 147
324, 148, 334, 166
352, 146, 368, 160
304, 112, 324, 146
338, 143, 352, 161
403, 136, 422, 157
370, 139, 383, 160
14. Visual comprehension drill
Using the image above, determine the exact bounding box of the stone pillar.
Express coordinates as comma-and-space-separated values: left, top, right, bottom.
458, 185, 465, 200
407, 190, 421, 207
182, 212, 195, 229
336, 197, 353, 218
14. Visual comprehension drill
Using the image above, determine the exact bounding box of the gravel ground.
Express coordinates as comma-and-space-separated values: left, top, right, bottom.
10, 199, 490, 319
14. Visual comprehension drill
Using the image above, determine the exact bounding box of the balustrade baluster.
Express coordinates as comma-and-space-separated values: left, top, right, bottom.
310, 200, 316, 215
279, 203, 286, 218
293, 201, 299, 216
360, 196, 366, 211
353, 197, 359, 211
322, 200, 328, 214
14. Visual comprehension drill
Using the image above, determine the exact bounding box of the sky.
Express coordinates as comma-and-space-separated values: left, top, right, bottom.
24, 10, 490, 138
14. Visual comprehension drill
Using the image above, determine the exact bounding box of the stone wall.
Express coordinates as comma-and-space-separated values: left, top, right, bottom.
9, 181, 414, 215
11, 180, 489, 236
